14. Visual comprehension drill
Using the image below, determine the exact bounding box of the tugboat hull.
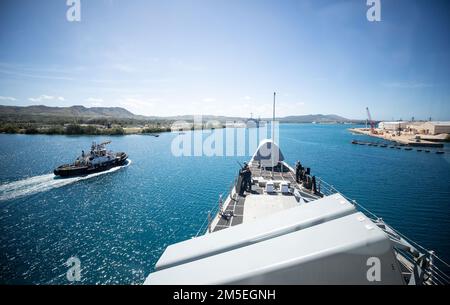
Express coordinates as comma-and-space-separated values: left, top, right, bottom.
54, 153, 128, 177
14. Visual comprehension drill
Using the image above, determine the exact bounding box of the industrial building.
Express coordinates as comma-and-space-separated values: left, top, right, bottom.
377, 121, 408, 131
378, 121, 450, 135
409, 121, 450, 135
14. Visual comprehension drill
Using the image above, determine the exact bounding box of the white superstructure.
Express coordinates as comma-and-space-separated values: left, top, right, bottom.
145, 139, 449, 285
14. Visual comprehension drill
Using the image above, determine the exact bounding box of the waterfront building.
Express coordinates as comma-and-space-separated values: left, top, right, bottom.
410, 121, 450, 135
378, 121, 408, 131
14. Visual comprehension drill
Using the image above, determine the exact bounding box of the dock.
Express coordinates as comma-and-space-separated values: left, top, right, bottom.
349, 128, 444, 148
351, 140, 445, 154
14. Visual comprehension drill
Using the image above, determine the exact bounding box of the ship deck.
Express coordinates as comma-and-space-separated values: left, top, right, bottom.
211, 161, 322, 232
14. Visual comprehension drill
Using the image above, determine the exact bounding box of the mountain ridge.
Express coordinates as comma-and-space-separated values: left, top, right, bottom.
0, 104, 353, 122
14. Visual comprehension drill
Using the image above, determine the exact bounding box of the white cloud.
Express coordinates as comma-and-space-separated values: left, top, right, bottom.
85, 97, 104, 103
170, 58, 205, 72
202, 97, 216, 102
111, 64, 135, 73
28, 95, 65, 102
118, 96, 162, 115
243, 96, 252, 100
0, 96, 16, 101
85, 97, 104, 107
147, 98, 163, 102
382, 81, 434, 89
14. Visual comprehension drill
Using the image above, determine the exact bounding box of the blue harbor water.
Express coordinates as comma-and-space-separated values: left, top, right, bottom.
1, 124, 449, 284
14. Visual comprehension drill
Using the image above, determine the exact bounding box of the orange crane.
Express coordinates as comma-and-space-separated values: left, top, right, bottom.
366, 107, 377, 134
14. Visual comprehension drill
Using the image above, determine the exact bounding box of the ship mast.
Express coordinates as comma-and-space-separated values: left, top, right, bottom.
272, 92, 276, 178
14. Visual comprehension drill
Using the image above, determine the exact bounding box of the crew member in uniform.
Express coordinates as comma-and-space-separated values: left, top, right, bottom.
240, 163, 252, 193
295, 161, 303, 183
243, 163, 252, 192
238, 167, 245, 196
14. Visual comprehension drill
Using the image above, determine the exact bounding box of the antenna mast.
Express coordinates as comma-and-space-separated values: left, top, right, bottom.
272, 92, 276, 178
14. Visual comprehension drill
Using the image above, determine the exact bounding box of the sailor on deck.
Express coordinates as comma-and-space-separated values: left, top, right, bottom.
242, 163, 252, 192
295, 161, 303, 183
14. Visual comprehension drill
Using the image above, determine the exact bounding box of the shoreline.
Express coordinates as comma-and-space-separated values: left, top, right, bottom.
0, 124, 231, 136
349, 127, 448, 147
0, 122, 360, 136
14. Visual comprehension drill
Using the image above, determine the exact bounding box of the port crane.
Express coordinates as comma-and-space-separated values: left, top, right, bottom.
366, 107, 377, 134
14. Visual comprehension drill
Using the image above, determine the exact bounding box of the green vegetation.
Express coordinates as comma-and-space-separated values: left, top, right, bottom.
64, 124, 119, 135
0, 105, 359, 137
64, 124, 125, 135
24, 126, 39, 134
0, 106, 177, 135
0, 122, 126, 135
142, 126, 171, 134
0, 123, 21, 133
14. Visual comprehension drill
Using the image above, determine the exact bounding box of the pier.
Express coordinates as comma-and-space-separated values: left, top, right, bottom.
351, 140, 445, 154
349, 128, 444, 148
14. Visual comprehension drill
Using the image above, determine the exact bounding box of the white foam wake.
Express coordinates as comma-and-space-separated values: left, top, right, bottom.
0, 160, 132, 201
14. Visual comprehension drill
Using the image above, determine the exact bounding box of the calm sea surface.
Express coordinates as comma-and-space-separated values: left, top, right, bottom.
1, 124, 449, 284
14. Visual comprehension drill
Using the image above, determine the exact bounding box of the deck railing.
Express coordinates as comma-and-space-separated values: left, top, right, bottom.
193, 174, 450, 284
334, 184, 450, 285
313, 179, 450, 285
195, 178, 237, 237
315, 178, 338, 197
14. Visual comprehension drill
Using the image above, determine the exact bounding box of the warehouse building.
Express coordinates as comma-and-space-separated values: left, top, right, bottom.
378, 121, 408, 131
410, 121, 450, 135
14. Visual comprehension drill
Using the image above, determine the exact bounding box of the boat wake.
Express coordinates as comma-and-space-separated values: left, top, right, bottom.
0, 160, 132, 202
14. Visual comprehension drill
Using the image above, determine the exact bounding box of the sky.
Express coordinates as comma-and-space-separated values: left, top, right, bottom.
0, 0, 449, 120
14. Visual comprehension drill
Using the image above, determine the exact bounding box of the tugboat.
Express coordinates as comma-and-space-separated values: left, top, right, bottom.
53, 141, 128, 177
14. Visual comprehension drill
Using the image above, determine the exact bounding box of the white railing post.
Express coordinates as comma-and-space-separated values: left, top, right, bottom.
429, 250, 435, 284
230, 182, 234, 199
207, 211, 212, 233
